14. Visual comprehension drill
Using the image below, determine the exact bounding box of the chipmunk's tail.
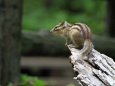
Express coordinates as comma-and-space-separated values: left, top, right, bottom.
81, 39, 93, 56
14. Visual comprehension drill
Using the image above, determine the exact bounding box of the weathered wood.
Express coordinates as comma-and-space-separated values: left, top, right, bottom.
68, 45, 115, 86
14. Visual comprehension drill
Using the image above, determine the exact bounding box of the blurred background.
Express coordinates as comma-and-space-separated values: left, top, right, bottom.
22, 0, 105, 35
1, 0, 115, 86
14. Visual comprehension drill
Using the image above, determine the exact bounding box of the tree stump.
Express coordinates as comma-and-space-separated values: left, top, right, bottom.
68, 45, 115, 86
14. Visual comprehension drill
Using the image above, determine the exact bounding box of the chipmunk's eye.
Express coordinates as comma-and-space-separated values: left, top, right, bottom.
55, 26, 58, 29
54, 26, 58, 30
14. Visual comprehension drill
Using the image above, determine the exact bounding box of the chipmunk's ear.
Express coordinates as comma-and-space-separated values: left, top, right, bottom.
63, 21, 68, 27
64, 21, 72, 27
60, 21, 71, 27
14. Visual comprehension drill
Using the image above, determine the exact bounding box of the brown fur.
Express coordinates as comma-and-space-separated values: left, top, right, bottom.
50, 21, 93, 57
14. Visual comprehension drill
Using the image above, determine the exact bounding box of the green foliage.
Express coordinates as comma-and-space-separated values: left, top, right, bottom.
66, 83, 76, 86
8, 75, 46, 86
23, 0, 106, 35
20, 74, 46, 86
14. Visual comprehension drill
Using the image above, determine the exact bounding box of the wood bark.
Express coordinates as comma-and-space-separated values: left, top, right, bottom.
68, 45, 115, 86
0, 0, 22, 85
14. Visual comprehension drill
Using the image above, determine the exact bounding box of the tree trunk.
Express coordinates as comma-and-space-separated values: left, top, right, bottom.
106, 0, 115, 37
0, 0, 22, 85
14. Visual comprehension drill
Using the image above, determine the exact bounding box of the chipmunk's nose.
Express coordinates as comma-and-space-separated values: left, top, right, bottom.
50, 29, 53, 32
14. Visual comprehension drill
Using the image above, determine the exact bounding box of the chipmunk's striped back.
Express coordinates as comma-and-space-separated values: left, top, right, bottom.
50, 21, 93, 58
73, 23, 92, 40
70, 23, 93, 56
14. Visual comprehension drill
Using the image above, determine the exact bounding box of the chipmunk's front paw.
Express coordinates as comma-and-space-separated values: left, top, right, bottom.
68, 44, 76, 48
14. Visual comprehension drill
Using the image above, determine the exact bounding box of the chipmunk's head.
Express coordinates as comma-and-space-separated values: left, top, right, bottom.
50, 21, 71, 34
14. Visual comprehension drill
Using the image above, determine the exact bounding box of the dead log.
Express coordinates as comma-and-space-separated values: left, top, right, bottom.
22, 30, 69, 56
68, 45, 115, 86
22, 30, 115, 58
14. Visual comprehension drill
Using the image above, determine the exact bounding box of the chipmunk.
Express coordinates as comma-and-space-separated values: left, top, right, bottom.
50, 21, 93, 58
